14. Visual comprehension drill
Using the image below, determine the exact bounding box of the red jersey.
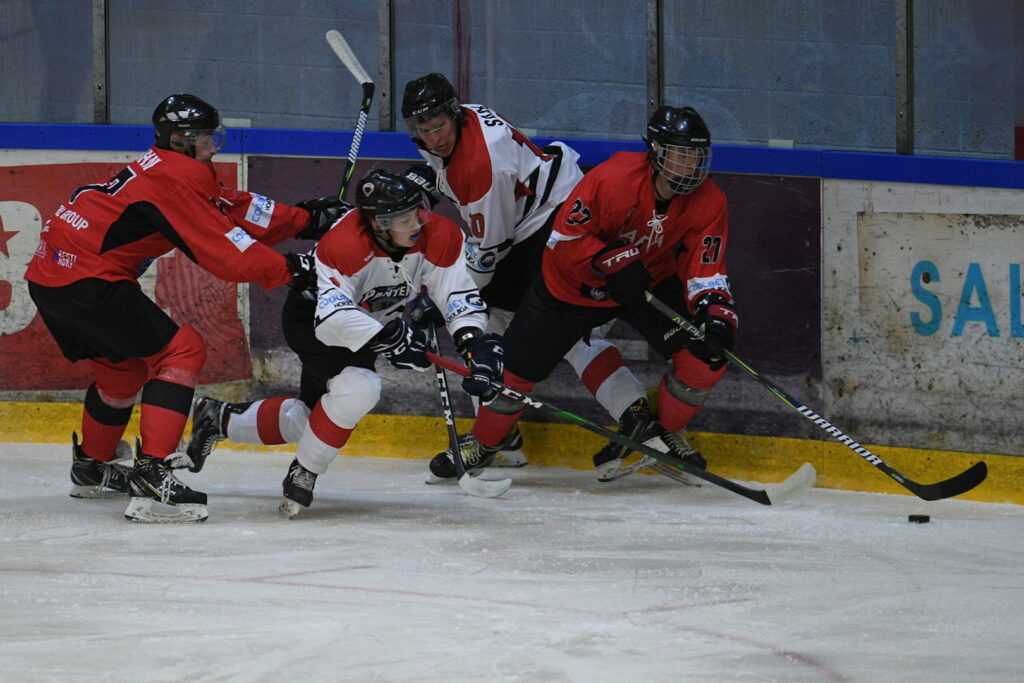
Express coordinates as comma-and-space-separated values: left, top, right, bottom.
542, 151, 731, 312
25, 146, 309, 290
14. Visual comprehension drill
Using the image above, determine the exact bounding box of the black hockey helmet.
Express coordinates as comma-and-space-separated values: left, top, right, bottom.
643, 105, 712, 194
401, 73, 463, 135
152, 93, 225, 152
356, 169, 424, 219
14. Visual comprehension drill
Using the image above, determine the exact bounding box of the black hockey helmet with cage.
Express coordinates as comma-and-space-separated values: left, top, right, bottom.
401, 73, 463, 134
355, 169, 423, 218
644, 105, 712, 194
152, 94, 222, 149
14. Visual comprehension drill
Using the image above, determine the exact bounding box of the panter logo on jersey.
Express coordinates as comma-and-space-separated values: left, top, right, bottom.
361, 283, 412, 312
565, 198, 591, 225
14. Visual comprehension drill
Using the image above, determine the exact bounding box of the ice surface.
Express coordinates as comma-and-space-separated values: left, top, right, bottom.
1, 443, 1021, 682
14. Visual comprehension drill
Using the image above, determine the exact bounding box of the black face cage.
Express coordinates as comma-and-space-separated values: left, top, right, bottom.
650, 141, 712, 195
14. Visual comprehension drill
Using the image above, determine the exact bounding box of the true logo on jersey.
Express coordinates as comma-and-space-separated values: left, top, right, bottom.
245, 194, 274, 228
225, 226, 256, 252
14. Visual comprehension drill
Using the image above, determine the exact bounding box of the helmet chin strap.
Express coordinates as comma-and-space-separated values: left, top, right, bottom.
371, 226, 409, 259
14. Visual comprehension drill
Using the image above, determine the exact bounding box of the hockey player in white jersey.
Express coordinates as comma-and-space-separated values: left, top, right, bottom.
187, 169, 501, 518
400, 73, 649, 481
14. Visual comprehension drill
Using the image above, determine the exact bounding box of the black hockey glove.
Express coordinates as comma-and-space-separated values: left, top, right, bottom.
367, 319, 431, 372
454, 329, 504, 398
688, 293, 738, 371
403, 164, 442, 208
591, 241, 651, 310
408, 293, 446, 330
295, 196, 352, 240
285, 252, 317, 292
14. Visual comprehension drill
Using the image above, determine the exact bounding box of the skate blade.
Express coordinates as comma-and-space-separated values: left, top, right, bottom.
490, 450, 528, 468
642, 436, 703, 486
70, 485, 129, 499
595, 454, 656, 482
124, 497, 208, 523
278, 498, 304, 519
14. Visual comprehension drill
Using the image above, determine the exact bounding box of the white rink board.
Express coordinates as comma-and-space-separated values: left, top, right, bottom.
822, 180, 1024, 456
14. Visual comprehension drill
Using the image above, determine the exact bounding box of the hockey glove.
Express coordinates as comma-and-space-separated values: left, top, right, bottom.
403, 164, 442, 208
591, 241, 651, 310
454, 330, 504, 398
408, 293, 446, 330
285, 252, 317, 292
367, 319, 431, 371
295, 196, 352, 240
688, 293, 738, 371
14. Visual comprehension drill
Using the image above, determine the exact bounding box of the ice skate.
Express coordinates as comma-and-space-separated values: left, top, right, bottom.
69, 432, 133, 499
124, 443, 208, 523
426, 434, 500, 483
644, 426, 707, 487
186, 396, 228, 473
593, 398, 657, 482
279, 458, 318, 519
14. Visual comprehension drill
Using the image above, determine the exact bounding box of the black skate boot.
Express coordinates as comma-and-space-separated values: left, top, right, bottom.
279, 458, 318, 519
426, 434, 500, 483
69, 432, 132, 499
592, 397, 657, 482
124, 442, 208, 523
645, 425, 707, 486
186, 396, 230, 473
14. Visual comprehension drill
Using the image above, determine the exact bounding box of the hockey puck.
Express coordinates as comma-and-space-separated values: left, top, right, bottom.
908, 514, 930, 524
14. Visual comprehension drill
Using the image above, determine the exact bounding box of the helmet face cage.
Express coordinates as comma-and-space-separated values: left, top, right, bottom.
645, 105, 712, 195
650, 141, 712, 195
402, 97, 460, 136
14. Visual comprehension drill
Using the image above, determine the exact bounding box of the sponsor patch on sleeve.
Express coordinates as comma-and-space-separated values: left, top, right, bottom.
225, 226, 257, 252
245, 193, 274, 228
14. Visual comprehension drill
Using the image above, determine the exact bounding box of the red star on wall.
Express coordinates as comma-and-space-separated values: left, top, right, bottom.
0, 215, 17, 257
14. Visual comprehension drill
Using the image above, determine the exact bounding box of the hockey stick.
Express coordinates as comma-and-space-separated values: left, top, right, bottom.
426, 352, 816, 506
644, 292, 988, 501
325, 29, 375, 201
425, 324, 511, 498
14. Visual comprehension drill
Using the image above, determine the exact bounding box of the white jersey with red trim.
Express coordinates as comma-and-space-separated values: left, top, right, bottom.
311, 210, 488, 352
416, 104, 584, 289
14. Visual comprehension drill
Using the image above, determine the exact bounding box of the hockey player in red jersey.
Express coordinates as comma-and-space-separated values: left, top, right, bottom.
455, 105, 736, 480
24, 94, 346, 523
186, 169, 501, 518
399, 73, 648, 480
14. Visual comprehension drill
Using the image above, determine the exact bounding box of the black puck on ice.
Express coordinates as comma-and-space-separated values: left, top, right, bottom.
908, 514, 930, 524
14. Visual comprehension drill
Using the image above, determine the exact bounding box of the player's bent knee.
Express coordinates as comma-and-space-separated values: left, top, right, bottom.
320, 366, 381, 428
148, 325, 207, 387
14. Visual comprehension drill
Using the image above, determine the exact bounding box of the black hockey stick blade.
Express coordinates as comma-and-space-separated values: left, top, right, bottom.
644, 292, 989, 502
426, 327, 510, 498
426, 352, 814, 506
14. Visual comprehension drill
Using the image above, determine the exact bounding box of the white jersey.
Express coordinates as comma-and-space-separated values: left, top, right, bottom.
311, 209, 487, 351
417, 104, 584, 289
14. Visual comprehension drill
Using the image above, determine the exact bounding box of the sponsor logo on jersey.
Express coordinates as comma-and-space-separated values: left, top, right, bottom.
55, 204, 89, 230
225, 226, 256, 252
245, 194, 274, 228
687, 274, 731, 298
51, 247, 77, 269
316, 289, 355, 311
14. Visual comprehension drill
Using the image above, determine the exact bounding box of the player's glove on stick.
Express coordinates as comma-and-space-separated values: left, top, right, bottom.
689, 293, 738, 371
295, 196, 352, 240
285, 252, 317, 291
591, 241, 651, 310
409, 293, 446, 330
454, 330, 504, 398
368, 319, 431, 371
403, 164, 442, 208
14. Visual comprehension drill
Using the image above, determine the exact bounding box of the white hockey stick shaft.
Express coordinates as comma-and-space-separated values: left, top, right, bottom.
325, 29, 375, 200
